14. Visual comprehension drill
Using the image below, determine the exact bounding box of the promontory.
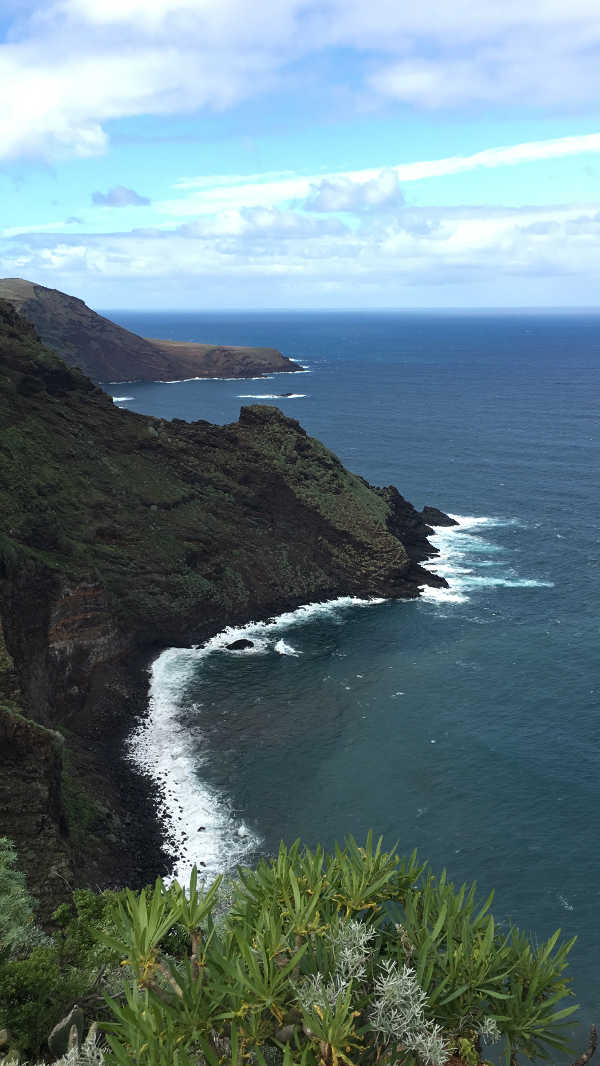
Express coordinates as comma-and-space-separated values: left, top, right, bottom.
0, 278, 302, 382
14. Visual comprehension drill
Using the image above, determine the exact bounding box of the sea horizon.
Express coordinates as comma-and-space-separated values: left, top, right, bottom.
100, 305, 600, 316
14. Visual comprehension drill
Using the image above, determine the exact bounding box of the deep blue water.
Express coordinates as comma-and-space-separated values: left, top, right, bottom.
106, 311, 600, 1041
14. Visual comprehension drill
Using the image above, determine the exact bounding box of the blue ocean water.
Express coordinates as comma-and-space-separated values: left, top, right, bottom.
106, 311, 600, 1038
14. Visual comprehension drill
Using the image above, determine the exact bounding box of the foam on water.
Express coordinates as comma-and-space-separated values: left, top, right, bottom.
129, 659, 258, 886
420, 585, 470, 605
129, 596, 384, 882
156, 368, 310, 384
237, 393, 307, 399
274, 639, 301, 655
422, 515, 553, 605
196, 596, 386, 648
157, 375, 276, 383
112, 396, 134, 402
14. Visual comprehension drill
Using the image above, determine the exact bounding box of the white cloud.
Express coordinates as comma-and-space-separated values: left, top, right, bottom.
0, 21, 277, 161
157, 133, 600, 218
3, 1, 600, 161
305, 171, 404, 212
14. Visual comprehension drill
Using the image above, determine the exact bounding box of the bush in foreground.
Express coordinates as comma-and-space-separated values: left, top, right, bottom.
100, 834, 581, 1066
0, 834, 590, 1066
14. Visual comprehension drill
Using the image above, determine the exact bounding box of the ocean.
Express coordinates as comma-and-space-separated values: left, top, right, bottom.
105, 310, 600, 1038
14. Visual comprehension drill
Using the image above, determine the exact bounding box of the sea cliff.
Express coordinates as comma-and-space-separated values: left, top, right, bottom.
0, 300, 449, 911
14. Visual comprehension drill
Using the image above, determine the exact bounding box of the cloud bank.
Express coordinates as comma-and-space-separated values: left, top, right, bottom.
3, 0, 600, 161
4, 200, 600, 308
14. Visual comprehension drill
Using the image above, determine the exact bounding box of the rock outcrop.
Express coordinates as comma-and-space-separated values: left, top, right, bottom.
421, 506, 459, 527
0, 299, 449, 909
0, 278, 302, 382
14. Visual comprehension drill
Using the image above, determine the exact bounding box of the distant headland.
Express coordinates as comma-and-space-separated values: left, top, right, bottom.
0, 278, 302, 383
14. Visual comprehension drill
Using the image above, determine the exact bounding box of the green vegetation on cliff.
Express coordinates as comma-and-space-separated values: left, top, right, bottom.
0, 297, 439, 656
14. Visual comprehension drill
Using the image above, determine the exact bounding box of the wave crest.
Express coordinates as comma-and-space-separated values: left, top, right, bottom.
422, 515, 554, 606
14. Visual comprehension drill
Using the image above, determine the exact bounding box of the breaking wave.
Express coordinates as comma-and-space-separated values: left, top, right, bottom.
157, 375, 276, 383
421, 515, 554, 606
274, 639, 301, 655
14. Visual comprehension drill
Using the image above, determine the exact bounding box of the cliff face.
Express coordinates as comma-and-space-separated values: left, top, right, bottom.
0, 300, 447, 907
0, 702, 72, 914
0, 278, 301, 382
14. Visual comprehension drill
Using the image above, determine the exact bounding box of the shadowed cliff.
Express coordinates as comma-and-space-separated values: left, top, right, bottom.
0, 300, 447, 908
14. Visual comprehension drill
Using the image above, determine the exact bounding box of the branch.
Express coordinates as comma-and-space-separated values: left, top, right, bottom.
156, 960, 184, 999
571, 1025, 598, 1066
191, 931, 203, 982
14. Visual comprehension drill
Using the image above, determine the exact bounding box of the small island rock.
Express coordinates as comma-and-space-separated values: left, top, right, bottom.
226, 638, 254, 651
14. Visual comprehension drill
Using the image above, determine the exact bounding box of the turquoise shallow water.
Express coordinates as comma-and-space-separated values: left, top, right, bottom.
106, 311, 600, 1041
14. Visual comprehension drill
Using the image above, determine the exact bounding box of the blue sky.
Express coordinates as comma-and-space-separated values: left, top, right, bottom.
2, 1, 600, 309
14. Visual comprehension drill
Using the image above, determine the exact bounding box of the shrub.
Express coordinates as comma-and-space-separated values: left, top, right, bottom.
0, 849, 124, 1059
100, 835, 580, 1066
0, 944, 83, 1056
0, 836, 583, 1064
0, 837, 46, 960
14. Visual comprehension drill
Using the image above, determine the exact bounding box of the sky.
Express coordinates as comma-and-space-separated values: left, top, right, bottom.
2, 0, 600, 309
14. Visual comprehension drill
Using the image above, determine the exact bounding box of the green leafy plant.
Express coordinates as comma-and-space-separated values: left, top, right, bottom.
97, 837, 582, 1066
0, 835, 584, 1065
0, 837, 47, 960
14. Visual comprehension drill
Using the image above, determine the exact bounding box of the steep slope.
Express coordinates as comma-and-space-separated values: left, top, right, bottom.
0, 278, 301, 381
0, 301, 447, 906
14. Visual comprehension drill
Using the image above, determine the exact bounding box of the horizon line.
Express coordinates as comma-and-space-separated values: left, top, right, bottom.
99, 305, 600, 314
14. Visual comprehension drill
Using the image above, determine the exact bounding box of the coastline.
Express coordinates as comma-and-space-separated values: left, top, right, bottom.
69, 513, 554, 893
129, 513, 551, 885
74, 592, 399, 892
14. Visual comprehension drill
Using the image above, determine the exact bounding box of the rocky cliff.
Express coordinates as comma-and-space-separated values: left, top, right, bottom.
0, 278, 302, 382
0, 300, 448, 911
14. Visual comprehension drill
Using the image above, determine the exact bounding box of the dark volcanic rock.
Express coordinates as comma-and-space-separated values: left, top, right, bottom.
0, 278, 302, 383
421, 506, 458, 527
226, 638, 254, 650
